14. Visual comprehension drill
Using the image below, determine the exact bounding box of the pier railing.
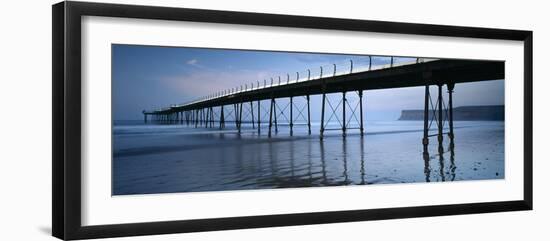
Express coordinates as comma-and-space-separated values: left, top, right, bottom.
149, 56, 435, 112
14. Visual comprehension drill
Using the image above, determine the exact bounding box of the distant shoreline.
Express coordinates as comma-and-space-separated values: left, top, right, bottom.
398, 105, 504, 121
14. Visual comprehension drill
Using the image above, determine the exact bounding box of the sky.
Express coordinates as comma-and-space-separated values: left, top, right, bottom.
112, 44, 504, 121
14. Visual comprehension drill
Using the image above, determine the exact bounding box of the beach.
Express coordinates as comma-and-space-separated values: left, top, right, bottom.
112, 120, 504, 195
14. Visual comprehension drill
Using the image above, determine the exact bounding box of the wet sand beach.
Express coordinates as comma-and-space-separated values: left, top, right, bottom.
113, 121, 504, 195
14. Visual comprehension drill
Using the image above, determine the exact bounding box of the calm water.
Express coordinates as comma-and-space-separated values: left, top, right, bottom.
112, 121, 504, 195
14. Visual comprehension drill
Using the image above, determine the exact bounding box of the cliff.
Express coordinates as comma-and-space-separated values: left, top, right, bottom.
398, 105, 504, 121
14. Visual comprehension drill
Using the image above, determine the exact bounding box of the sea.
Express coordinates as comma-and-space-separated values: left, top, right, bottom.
112, 120, 504, 195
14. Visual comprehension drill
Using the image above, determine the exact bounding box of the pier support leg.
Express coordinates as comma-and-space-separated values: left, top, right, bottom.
290, 96, 294, 136
437, 84, 444, 154
423, 85, 430, 157
202, 108, 206, 127
268, 98, 274, 137
320, 92, 326, 139
195, 109, 199, 128
207, 107, 211, 128
447, 83, 455, 148
307, 95, 311, 135
205, 109, 208, 127
206, 109, 209, 127
211, 107, 214, 128
238, 102, 243, 133
144, 114, 147, 124
220, 106, 225, 129
203, 108, 207, 127
273, 99, 278, 133
199, 108, 204, 127
257, 100, 261, 134
186, 111, 189, 126
342, 91, 346, 137
359, 90, 364, 136
234, 104, 239, 129
203, 109, 207, 127
250, 101, 255, 129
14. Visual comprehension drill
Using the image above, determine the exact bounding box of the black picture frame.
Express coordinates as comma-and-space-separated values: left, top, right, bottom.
52, 1, 533, 240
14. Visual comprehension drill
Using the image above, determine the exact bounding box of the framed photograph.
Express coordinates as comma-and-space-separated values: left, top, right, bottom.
52, 1, 533, 240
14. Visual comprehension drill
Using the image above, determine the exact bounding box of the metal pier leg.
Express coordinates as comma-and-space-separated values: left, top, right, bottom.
423, 85, 430, 157
209, 108, 213, 128
207, 108, 211, 128
273, 99, 278, 133
447, 83, 455, 148
144, 114, 147, 124
268, 98, 274, 137
220, 106, 224, 129
250, 101, 255, 129
204, 108, 210, 128
211, 107, 214, 128
307, 95, 311, 135
359, 90, 364, 136
320, 93, 326, 139
437, 84, 444, 153
204, 108, 208, 127
205, 108, 209, 127
257, 100, 261, 134
195, 109, 199, 128
290, 96, 293, 136
199, 109, 202, 127
320, 66, 326, 139
238, 102, 243, 133
342, 91, 346, 137
203, 108, 206, 127
203, 109, 207, 127
233, 104, 238, 129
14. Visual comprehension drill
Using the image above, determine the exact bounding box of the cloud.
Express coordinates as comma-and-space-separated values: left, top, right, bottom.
186, 59, 206, 69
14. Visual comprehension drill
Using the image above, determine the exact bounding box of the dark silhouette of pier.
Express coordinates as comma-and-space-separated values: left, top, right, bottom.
143, 56, 504, 153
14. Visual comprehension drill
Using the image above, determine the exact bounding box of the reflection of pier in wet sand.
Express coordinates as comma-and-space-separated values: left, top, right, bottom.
224, 133, 457, 188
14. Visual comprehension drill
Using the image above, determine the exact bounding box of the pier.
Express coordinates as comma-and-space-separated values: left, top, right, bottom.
143, 56, 504, 153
